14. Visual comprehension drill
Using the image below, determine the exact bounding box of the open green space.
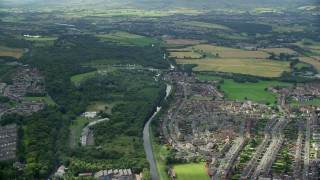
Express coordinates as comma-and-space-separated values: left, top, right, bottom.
172, 163, 209, 180
96, 31, 157, 46
102, 135, 139, 154
194, 73, 223, 81
24, 96, 54, 105
20, 36, 58, 41
294, 62, 310, 70
221, 79, 293, 103
151, 126, 170, 180
87, 101, 118, 114
69, 117, 92, 131
178, 21, 231, 30
70, 71, 98, 83
290, 98, 320, 106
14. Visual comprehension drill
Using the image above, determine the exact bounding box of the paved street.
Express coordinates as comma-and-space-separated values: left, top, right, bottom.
303, 117, 311, 180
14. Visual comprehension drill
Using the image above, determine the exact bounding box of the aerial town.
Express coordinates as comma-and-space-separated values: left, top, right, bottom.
0, 0, 319, 179
155, 72, 320, 179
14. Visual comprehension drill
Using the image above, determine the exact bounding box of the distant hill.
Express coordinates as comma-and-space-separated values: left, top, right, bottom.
0, 0, 318, 9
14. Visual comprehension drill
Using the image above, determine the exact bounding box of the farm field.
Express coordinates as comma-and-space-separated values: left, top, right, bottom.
96, 31, 157, 46
312, 56, 320, 61
272, 24, 306, 32
177, 58, 290, 77
261, 48, 297, 55
0, 46, 24, 58
170, 51, 202, 58
178, 21, 230, 30
172, 163, 209, 180
164, 39, 207, 45
217, 32, 249, 40
298, 57, 320, 70
221, 79, 293, 103
177, 45, 269, 59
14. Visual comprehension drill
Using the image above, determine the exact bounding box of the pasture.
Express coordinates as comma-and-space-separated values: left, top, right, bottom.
178, 21, 230, 30
0, 46, 24, 58
177, 58, 290, 77
96, 31, 157, 46
172, 163, 209, 180
221, 79, 293, 103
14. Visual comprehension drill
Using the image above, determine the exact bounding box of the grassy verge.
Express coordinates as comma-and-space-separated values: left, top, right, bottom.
150, 126, 169, 180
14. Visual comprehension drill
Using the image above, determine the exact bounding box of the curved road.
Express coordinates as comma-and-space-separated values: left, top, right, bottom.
143, 84, 171, 180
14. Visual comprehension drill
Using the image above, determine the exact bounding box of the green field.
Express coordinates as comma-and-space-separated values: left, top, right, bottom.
20, 36, 58, 41
24, 96, 54, 105
290, 98, 320, 106
87, 101, 118, 114
172, 163, 209, 180
221, 79, 293, 103
294, 62, 310, 70
194, 73, 223, 81
70, 71, 97, 83
96, 31, 157, 46
102, 135, 139, 154
178, 21, 231, 30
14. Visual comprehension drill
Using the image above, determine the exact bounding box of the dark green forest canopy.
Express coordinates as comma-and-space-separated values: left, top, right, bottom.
23, 34, 168, 114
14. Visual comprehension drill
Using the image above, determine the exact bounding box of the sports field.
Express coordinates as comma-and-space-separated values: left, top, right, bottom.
0, 46, 24, 58
221, 79, 293, 103
172, 163, 209, 180
96, 31, 156, 46
177, 58, 290, 77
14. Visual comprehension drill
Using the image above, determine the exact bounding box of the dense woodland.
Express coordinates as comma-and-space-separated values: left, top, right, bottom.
0, 33, 168, 178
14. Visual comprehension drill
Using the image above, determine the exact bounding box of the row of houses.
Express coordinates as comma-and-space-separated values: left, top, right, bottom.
0, 124, 17, 161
